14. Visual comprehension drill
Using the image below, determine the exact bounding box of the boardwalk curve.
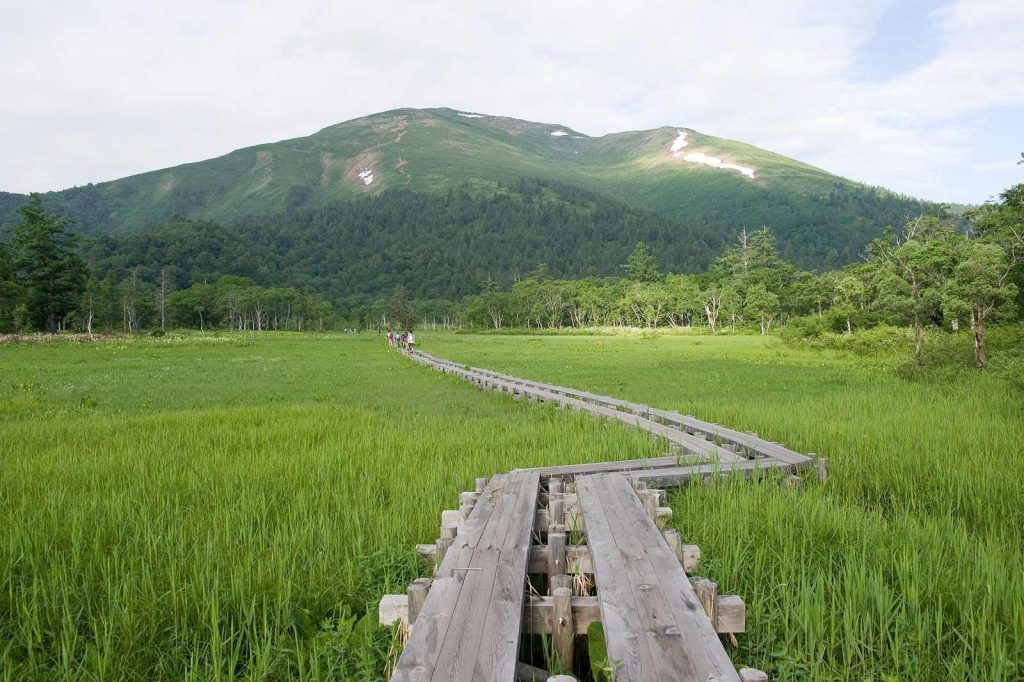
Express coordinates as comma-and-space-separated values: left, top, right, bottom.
381, 349, 824, 681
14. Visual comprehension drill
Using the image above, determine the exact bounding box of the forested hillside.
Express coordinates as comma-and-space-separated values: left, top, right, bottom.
91, 179, 723, 304
0, 108, 941, 270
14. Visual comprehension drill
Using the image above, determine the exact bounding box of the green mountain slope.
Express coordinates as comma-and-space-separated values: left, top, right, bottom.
1, 107, 939, 268
92, 178, 725, 304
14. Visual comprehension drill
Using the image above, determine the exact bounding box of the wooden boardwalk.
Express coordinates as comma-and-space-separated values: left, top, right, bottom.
408, 349, 818, 479
381, 349, 824, 681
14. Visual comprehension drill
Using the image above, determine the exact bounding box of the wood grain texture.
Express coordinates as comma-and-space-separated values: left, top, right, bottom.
576, 473, 739, 682
392, 471, 540, 682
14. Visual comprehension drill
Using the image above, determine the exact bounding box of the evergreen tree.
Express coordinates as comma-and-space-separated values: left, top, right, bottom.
9, 194, 87, 332
623, 242, 661, 282
386, 285, 415, 330
0, 242, 20, 332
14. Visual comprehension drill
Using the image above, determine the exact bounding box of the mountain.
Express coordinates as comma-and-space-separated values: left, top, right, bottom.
0, 107, 939, 268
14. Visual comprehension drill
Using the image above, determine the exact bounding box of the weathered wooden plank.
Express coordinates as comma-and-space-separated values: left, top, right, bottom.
576, 473, 739, 682
392, 471, 540, 681
442, 471, 538, 681
518, 454, 705, 478
655, 410, 812, 466
628, 459, 791, 487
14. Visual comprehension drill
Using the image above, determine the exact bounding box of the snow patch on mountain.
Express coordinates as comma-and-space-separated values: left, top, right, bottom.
670, 130, 689, 156
682, 152, 755, 179
670, 129, 755, 179
357, 169, 374, 185
550, 130, 569, 136
457, 112, 483, 118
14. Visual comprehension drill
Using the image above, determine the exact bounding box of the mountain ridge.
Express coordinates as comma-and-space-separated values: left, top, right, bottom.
1, 107, 941, 268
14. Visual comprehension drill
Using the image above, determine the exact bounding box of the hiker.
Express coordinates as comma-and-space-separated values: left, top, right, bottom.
386, 329, 393, 347
406, 330, 415, 351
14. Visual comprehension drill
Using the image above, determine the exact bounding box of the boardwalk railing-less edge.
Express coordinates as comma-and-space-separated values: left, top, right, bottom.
379, 349, 826, 681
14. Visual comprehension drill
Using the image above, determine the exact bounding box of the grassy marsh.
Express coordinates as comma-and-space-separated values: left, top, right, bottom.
3, 331, 1022, 679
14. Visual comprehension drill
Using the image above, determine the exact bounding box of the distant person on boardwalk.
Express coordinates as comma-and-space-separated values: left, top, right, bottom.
386, 330, 394, 347
406, 331, 415, 351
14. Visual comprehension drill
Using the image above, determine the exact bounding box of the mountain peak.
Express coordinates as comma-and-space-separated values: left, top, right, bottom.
0, 107, 936, 269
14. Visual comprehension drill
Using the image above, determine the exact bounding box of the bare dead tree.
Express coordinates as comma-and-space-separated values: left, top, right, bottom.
156, 268, 174, 332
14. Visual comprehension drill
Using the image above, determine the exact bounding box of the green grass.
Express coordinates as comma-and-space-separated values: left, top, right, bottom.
0, 333, 660, 680
427, 332, 1024, 680
3, 331, 1022, 680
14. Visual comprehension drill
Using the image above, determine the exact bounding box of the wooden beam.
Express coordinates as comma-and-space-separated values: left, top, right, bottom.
547, 529, 567, 579
528, 545, 592, 574
524, 596, 602, 635
514, 662, 549, 682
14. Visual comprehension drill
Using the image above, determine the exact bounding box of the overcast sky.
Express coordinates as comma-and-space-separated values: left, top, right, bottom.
2, 0, 1022, 203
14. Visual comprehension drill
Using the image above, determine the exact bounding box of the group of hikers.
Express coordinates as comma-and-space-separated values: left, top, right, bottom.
387, 329, 415, 351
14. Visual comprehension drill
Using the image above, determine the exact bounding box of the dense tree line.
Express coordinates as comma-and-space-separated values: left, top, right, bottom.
2, 180, 1020, 370
0, 196, 334, 334
454, 184, 1021, 367
230, 178, 724, 300
58, 179, 721, 314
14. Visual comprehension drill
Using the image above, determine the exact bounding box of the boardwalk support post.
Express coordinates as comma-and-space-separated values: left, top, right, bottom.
639, 490, 659, 521
691, 577, 718, 624
548, 526, 567, 581
814, 454, 828, 484
552, 586, 574, 672
783, 474, 803, 490
549, 494, 564, 530
682, 544, 701, 573
407, 578, 431, 625
663, 528, 683, 564
435, 535, 451, 564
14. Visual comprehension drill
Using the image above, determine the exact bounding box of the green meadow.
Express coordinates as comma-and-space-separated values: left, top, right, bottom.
2, 332, 1023, 680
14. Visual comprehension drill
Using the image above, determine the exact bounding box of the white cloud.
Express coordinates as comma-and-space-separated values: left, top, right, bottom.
0, 0, 1021, 202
